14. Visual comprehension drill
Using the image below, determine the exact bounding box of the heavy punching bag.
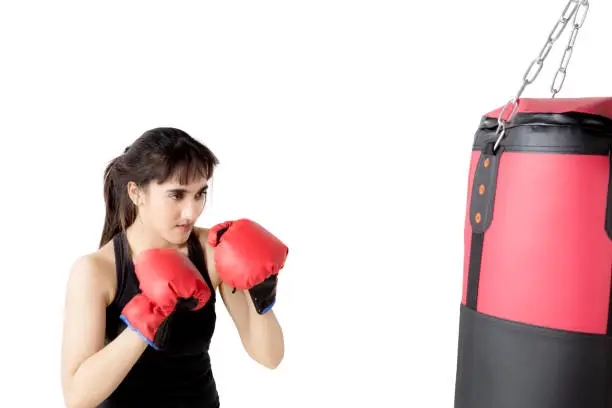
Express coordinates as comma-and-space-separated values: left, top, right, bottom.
453, 2, 612, 408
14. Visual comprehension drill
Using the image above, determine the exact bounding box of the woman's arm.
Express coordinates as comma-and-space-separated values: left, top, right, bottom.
61, 255, 148, 408
219, 282, 285, 369
198, 228, 285, 369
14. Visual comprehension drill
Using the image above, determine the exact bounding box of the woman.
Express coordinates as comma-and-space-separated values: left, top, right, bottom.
60, 127, 287, 408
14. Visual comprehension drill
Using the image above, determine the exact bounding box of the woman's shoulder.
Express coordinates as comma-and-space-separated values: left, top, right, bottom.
193, 226, 220, 286
66, 242, 117, 306
193, 226, 213, 257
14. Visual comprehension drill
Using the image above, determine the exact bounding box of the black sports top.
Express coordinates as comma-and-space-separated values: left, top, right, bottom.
99, 231, 220, 408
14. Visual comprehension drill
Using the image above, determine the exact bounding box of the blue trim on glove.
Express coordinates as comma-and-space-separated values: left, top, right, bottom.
261, 298, 276, 314
119, 314, 159, 350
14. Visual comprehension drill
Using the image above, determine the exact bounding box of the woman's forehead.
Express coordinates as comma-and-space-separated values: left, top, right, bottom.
156, 176, 208, 190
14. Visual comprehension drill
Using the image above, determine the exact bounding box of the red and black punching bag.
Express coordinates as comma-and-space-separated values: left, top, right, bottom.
453, 97, 612, 408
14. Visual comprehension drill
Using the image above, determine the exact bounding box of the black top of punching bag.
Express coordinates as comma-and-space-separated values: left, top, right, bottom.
474, 99, 612, 155
99, 231, 220, 408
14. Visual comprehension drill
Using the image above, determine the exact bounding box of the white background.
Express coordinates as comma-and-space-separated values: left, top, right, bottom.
1, 0, 611, 407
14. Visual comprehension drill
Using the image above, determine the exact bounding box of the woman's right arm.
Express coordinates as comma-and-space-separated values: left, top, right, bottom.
61, 255, 148, 408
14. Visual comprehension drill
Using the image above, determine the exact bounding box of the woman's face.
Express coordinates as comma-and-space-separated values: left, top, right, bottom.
132, 176, 209, 245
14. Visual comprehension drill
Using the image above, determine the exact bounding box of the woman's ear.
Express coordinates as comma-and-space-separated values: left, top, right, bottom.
127, 181, 142, 206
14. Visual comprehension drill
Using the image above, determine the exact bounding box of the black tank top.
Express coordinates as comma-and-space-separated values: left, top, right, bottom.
99, 231, 220, 408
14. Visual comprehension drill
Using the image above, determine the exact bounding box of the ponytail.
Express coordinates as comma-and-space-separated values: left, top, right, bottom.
99, 157, 122, 247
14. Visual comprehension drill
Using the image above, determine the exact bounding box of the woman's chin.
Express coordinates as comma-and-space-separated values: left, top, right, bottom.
164, 227, 192, 244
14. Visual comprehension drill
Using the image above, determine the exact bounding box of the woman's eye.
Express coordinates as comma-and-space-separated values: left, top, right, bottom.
170, 192, 183, 200
195, 192, 207, 200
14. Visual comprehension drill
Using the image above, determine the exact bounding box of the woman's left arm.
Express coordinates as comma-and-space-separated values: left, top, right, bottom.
198, 226, 285, 369
219, 282, 284, 369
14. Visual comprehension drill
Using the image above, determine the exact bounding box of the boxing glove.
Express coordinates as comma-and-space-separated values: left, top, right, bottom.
120, 248, 211, 350
208, 219, 288, 314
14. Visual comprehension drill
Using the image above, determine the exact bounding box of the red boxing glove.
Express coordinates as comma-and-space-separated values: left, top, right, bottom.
208, 218, 288, 314
120, 248, 211, 350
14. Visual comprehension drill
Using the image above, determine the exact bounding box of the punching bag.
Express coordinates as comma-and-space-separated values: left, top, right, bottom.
452, 1, 612, 407
454, 97, 612, 408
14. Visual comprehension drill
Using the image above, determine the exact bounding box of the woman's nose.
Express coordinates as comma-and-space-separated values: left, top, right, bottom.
181, 199, 202, 220
181, 202, 195, 220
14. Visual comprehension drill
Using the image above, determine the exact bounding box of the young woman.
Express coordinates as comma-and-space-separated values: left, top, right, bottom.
60, 127, 287, 408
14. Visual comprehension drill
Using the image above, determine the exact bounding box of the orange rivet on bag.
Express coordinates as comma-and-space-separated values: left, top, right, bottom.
484, 158, 490, 168
479, 185, 485, 195
475, 212, 481, 223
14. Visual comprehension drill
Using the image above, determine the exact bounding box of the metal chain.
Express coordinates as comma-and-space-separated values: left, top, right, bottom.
551, 1, 590, 97
493, 0, 590, 152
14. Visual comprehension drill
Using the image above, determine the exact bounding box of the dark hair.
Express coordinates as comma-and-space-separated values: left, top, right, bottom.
99, 127, 219, 247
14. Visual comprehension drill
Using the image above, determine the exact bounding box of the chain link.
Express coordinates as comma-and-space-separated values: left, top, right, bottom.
552, 1, 589, 97
493, 0, 590, 152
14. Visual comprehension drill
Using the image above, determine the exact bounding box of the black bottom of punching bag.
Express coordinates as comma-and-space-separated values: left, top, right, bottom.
454, 305, 612, 408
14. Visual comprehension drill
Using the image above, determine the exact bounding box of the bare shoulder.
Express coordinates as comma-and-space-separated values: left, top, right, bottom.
65, 244, 117, 307
194, 226, 220, 288
193, 226, 215, 268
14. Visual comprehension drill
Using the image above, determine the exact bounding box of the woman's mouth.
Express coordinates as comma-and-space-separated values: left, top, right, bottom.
176, 224, 192, 232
